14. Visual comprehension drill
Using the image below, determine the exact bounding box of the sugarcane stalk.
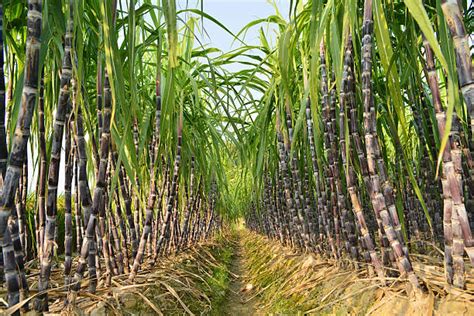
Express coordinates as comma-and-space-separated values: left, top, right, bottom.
338, 35, 359, 263
73, 140, 83, 253
111, 153, 130, 274
0, 1, 42, 312
320, 41, 342, 258
35, 71, 46, 260
0, 3, 7, 178
264, 177, 274, 239
438, 1, 474, 284
133, 119, 142, 239
90, 56, 102, 175
421, 31, 473, 287
8, 204, 29, 312
205, 186, 215, 238
155, 111, 183, 258
284, 99, 311, 250
151, 56, 163, 256
97, 72, 114, 285
16, 159, 27, 255
63, 105, 74, 288
268, 174, 284, 243
440, 0, 473, 142
328, 67, 355, 259
305, 97, 327, 250
68, 65, 114, 303
273, 176, 287, 245
179, 156, 195, 250
97, 58, 103, 143
328, 75, 345, 256
105, 154, 122, 275
340, 34, 385, 278
119, 164, 138, 260
129, 62, 162, 280
361, 0, 420, 290
108, 205, 122, 274
275, 112, 305, 250
171, 192, 181, 250
449, 115, 468, 288
191, 196, 202, 244
67, 90, 98, 304
153, 159, 168, 259
36, 4, 73, 308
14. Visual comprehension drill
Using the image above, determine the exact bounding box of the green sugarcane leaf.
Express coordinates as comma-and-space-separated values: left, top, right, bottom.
403, 0, 458, 178
163, 0, 178, 68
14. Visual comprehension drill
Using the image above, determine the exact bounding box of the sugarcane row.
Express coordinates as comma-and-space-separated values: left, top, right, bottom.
246, 0, 473, 296
0, 1, 224, 314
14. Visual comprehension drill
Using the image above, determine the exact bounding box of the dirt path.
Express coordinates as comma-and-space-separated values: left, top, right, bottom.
221, 237, 258, 316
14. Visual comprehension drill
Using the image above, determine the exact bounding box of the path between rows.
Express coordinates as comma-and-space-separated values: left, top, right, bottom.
221, 236, 258, 316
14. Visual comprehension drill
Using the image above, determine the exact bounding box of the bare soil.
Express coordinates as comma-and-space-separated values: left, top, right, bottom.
221, 238, 259, 316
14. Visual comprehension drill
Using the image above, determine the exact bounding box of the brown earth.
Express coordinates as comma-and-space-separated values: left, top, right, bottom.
221, 238, 260, 316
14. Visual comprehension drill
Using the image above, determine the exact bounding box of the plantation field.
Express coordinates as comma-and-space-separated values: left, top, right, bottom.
0, 0, 473, 314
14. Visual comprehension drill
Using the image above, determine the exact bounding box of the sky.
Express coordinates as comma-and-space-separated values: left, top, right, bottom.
176, 0, 472, 53
176, 0, 290, 52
